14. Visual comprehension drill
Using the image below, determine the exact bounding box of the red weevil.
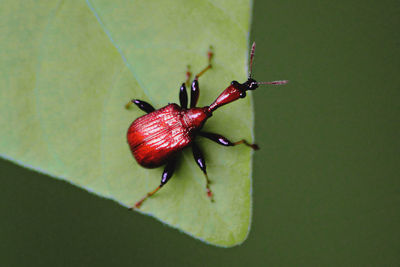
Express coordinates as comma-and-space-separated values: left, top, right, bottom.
126, 42, 287, 209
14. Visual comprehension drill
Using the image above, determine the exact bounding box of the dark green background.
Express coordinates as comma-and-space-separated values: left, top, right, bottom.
1, 0, 399, 266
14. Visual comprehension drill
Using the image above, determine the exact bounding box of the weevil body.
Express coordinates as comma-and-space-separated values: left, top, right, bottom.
127, 104, 209, 168
126, 43, 287, 208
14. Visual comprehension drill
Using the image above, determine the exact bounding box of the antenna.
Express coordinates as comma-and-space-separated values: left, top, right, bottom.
248, 42, 256, 79
257, 80, 289, 85
247, 41, 288, 87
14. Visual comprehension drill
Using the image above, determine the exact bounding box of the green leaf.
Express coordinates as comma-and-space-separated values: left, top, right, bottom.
0, 0, 254, 246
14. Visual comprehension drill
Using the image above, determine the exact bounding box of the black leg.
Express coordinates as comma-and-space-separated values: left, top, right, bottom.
199, 132, 259, 150
179, 83, 188, 109
192, 142, 214, 201
132, 159, 176, 209
179, 65, 192, 109
190, 46, 213, 108
125, 99, 155, 113
190, 79, 199, 108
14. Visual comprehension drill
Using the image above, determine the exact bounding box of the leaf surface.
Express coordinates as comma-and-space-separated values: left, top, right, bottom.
0, 0, 254, 246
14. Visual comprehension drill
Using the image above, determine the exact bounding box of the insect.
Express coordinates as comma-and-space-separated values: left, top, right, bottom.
126, 42, 287, 209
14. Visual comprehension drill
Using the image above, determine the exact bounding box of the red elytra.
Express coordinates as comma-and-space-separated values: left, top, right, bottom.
126, 43, 287, 209
127, 104, 209, 168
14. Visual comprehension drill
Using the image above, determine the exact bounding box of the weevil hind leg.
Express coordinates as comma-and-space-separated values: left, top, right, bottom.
199, 131, 259, 150
131, 158, 177, 209
192, 142, 214, 202
125, 99, 155, 113
190, 46, 214, 108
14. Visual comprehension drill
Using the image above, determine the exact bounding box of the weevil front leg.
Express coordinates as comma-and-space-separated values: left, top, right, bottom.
131, 158, 176, 209
178, 65, 192, 109
199, 132, 260, 150
125, 99, 155, 113
190, 46, 214, 108
192, 142, 214, 202
179, 83, 188, 109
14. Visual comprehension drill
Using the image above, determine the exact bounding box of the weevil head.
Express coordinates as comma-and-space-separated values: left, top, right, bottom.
242, 78, 259, 91
231, 78, 259, 97
242, 41, 288, 91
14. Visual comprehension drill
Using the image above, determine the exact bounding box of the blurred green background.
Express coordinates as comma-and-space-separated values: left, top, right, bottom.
1, 0, 399, 266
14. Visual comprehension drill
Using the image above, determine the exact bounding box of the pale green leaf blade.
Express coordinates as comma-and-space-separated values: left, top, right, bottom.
0, 0, 254, 246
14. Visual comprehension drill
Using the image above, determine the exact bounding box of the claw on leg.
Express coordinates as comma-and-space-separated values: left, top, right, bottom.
129, 186, 161, 210
194, 46, 213, 80
233, 140, 259, 150
185, 65, 192, 86
204, 173, 214, 202
125, 101, 133, 109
